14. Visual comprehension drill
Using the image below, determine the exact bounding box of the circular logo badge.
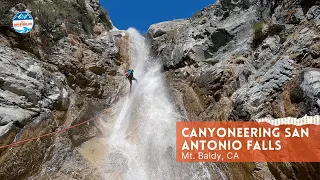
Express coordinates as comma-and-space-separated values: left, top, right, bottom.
12, 12, 34, 34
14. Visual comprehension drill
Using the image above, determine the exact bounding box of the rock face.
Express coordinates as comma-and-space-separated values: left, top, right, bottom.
148, 0, 320, 120
0, 0, 319, 179
147, 0, 320, 179
0, 0, 129, 179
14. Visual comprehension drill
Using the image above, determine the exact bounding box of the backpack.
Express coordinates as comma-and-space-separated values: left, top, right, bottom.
126, 69, 133, 78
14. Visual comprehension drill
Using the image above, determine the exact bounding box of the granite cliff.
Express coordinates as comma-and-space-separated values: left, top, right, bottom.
147, 0, 320, 179
0, 0, 319, 179
0, 0, 129, 179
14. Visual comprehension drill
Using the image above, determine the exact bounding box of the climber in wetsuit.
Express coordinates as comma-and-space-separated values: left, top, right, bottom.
126, 69, 138, 88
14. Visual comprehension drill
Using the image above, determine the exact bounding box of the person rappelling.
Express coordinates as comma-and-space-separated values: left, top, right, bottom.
126, 69, 138, 88
287, 9, 299, 24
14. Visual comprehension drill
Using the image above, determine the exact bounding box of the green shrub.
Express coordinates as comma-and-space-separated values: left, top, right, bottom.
252, 21, 265, 41
99, 7, 113, 30
191, 11, 202, 20
33, 1, 58, 33
32, 0, 92, 35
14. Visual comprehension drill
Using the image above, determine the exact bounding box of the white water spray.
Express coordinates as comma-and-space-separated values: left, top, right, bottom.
103, 28, 213, 180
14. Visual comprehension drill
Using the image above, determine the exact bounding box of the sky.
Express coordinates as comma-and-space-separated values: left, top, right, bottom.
100, 0, 216, 34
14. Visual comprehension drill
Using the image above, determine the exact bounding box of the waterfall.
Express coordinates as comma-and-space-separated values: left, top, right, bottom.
102, 28, 214, 180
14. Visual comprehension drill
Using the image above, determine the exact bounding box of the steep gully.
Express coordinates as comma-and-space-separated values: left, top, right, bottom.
92, 28, 216, 179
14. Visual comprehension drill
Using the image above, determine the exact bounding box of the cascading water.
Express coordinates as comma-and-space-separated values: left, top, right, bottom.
102, 28, 214, 180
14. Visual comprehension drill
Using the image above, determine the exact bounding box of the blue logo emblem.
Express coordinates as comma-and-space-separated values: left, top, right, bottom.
12, 12, 34, 34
